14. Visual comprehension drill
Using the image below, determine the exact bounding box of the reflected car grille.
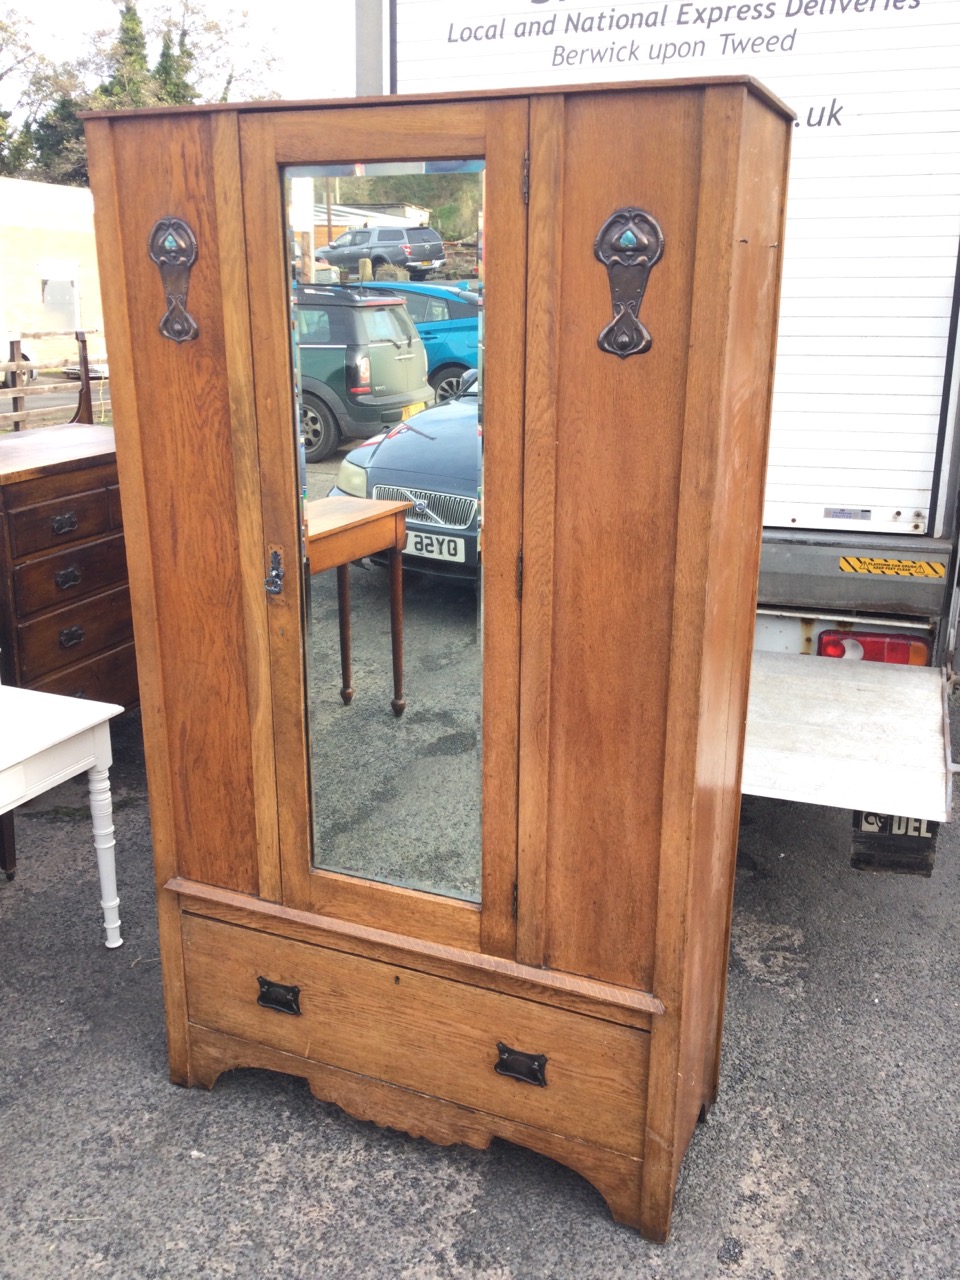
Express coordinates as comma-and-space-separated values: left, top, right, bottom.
373, 485, 477, 530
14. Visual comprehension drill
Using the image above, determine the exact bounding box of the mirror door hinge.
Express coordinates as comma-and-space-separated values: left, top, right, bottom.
522, 152, 530, 205
516, 549, 523, 600
512, 882, 518, 919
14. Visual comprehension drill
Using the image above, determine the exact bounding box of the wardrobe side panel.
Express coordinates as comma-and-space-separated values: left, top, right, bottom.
677, 90, 791, 1142
632, 85, 791, 1242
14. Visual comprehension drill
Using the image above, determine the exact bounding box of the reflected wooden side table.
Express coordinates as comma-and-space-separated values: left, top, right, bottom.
0, 685, 124, 947
305, 496, 412, 716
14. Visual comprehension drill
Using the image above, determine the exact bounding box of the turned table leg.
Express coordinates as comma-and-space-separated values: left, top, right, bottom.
88, 764, 122, 949
0, 811, 15, 881
389, 547, 406, 717
336, 563, 354, 706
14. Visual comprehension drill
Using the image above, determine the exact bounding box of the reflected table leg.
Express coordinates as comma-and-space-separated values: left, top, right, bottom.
389, 547, 406, 717
305, 498, 412, 716
336, 563, 354, 706
1, 811, 14, 880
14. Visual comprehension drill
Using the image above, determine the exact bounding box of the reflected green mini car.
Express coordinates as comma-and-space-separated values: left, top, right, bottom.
297, 284, 431, 462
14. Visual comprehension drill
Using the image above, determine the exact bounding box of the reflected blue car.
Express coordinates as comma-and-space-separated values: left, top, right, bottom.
359, 281, 479, 402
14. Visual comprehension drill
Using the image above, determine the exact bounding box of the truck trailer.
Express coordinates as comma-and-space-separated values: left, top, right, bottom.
382, 0, 960, 864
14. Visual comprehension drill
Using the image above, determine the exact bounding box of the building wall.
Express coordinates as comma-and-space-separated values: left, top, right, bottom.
0, 177, 105, 367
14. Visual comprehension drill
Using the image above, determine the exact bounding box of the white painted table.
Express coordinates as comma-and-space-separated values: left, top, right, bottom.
0, 686, 124, 947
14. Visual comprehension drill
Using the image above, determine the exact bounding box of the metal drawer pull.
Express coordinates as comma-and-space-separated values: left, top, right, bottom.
495, 1041, 548, 1087
256, 976, 301, 1016
59, 625, 86, 649
55, 566, 83, 590
51, 511, 79, 535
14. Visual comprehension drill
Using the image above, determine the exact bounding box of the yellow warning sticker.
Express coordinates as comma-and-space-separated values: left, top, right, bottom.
839, 557, 946, 579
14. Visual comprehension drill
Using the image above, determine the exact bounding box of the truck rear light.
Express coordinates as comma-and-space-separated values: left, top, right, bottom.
816, 631, 930, 665
402, 244, 412, 255
349, 353, 371, 395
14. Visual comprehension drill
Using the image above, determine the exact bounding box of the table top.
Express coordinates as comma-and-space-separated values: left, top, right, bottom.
304, 495, 413, 574
305, 496, 412, 540
0, 686, 123, 771
0, 424, 117, 485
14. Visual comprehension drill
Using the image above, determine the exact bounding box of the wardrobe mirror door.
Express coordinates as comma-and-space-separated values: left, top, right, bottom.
284, 161, 485, 904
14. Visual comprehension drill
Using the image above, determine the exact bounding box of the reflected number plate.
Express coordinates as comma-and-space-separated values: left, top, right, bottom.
408, 532, 465, 562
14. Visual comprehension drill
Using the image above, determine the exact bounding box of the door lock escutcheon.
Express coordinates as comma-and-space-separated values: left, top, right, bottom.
264, 548, 285, 596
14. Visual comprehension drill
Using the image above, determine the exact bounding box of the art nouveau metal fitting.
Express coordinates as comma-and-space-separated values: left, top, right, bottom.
148, 216, 199, 343
594, 208, 664, 358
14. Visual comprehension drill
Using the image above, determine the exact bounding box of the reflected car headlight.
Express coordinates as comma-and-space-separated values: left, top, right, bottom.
335, 458, 369, 498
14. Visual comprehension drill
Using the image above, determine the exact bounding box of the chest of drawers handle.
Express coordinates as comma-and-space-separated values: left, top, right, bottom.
59, 625, 86, 649
55, 566, 83, 590
495, 1042, 548, 1087
256, 976, 301, 1016
50, 511, 79, 536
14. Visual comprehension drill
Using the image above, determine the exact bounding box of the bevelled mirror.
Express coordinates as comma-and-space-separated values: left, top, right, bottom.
284, 161, 485, 903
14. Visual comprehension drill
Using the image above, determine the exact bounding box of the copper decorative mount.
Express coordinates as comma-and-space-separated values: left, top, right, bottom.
594, 208, 664, 358
148, 216, 199, 343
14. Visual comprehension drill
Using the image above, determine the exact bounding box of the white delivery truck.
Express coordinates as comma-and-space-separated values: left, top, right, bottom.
374, 0, 960, 868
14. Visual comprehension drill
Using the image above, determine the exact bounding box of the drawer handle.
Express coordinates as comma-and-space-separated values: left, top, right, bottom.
51, 511, 79, 536
495, 1042, 548, 1087
59, 625, 86, 649
257, 976, 301, 1016
55, 566, 83, 590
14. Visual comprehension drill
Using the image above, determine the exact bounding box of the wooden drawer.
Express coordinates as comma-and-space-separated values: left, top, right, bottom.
8, 486, 113, 557
182, 914, 649, 1157
107, 484, 123, 528
13, 533, 128, 616
17, 585, 133, 681
2, 459, 118, 511
32, 640, 138, 705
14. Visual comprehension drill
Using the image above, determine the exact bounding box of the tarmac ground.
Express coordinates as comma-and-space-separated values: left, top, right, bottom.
2, 578, 959, 1278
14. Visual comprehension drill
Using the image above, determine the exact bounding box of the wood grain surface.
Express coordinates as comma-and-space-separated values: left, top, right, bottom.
86, 79, 790, 1242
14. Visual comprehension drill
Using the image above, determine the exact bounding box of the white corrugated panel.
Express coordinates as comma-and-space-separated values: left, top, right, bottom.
395, 0, 960, 536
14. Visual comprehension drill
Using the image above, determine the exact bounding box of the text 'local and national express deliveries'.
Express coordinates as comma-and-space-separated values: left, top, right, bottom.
446, 0, 920, 68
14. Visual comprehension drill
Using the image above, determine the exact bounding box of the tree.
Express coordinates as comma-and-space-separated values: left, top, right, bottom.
99, 2, 152, 108
155, 2, 276, 106
154, 25, 195, 105
0, 1, 276, 185
0, 7, 37, 91
9, 2, 165, 186
339, 173, 483, 241
0, 6, 40, 175
24, 94, 87, 185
